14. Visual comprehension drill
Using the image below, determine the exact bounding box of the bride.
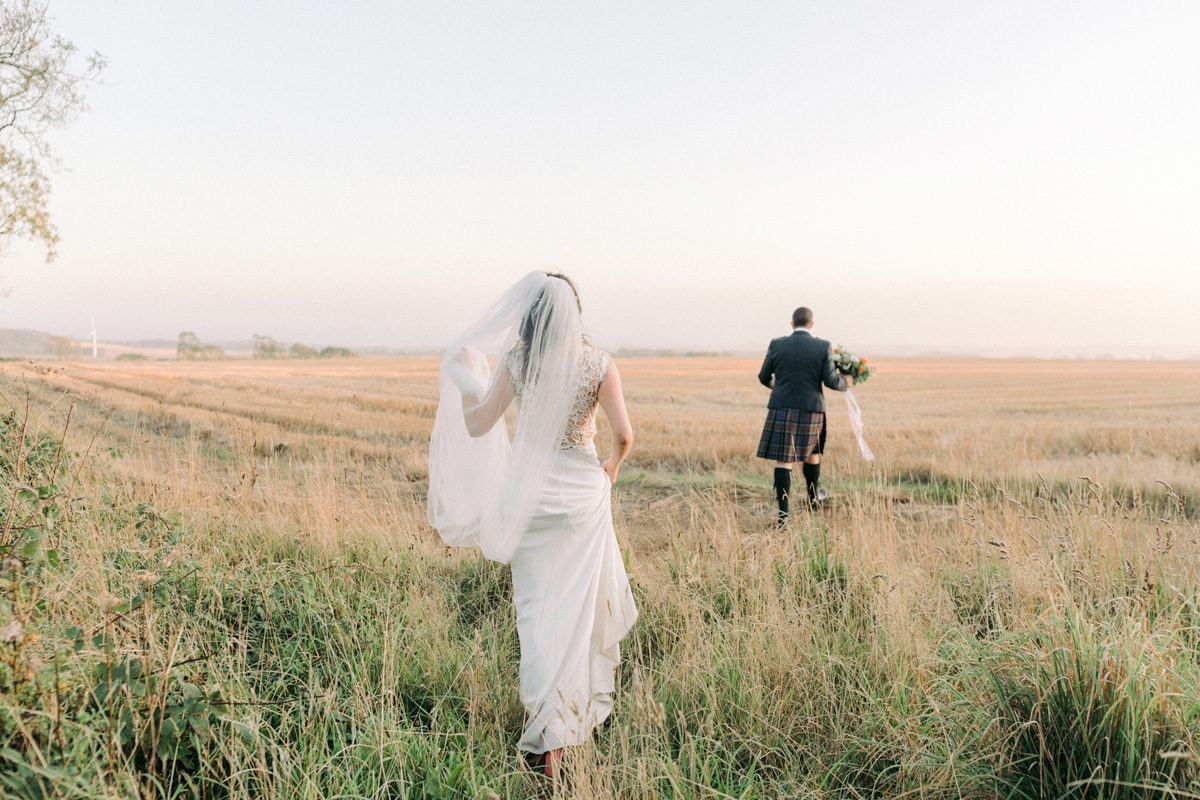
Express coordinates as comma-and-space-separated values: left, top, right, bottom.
427, 271, 639, 777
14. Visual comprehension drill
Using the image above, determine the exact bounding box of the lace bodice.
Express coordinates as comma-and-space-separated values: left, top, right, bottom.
507, 344, 610, 454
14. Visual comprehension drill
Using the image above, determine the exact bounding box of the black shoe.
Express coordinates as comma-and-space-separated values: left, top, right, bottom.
808, 488, 829, 510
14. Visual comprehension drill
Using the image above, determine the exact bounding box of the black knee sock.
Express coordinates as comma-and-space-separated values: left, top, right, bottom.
802, 462, 821, 503
773, 467, 792, 516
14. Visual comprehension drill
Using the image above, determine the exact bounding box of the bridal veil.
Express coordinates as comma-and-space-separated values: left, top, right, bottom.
427, 272, 584, 564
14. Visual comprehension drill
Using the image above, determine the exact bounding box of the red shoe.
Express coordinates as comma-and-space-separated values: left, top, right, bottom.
523, 748, 564, 778
543, 748, 563, 778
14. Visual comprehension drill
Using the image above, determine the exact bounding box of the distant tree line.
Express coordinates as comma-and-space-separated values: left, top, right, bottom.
175, 332, 359, 360
252, 334, 359, 360
176, 333, 359, 360
615, 348, 734, 358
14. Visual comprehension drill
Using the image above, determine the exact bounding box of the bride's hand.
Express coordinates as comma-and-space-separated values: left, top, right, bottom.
447, 347, 489, 399
600, 458, 620, 484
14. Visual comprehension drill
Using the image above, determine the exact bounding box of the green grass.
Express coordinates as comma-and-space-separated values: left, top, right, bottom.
616, 465, 771, 496
985, 618, 1198, 799
3, 392, 1200, 798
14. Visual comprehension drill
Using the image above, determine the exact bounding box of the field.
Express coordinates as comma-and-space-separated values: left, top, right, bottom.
2, 356, 1199, 798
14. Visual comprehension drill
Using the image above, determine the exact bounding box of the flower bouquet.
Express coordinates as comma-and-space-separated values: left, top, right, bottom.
833, 346, 874, 384
832, 346, 875, 460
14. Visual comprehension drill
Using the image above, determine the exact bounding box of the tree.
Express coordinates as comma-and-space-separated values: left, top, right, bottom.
176, 331, 200, 358
252, 333, 285, 359
1, 0, 104, 260
50, 333, 76, 358
177, 331, 223, 360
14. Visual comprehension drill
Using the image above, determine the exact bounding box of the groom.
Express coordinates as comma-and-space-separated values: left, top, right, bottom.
757, 307, 850, 523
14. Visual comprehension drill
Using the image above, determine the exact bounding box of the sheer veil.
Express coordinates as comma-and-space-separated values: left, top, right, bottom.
427, 272, 584, 564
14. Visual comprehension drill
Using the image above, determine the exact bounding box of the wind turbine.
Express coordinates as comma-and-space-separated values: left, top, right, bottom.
89, 317, 97, 358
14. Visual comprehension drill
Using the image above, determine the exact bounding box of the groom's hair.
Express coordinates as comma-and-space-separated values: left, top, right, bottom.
792, 307, 813, 328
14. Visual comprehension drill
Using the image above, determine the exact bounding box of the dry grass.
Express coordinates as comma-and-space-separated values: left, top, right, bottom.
1, 355, 1199, 798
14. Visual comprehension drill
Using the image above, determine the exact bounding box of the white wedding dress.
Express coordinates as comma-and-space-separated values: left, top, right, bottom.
506, 344, 639, 753
427, 271, 638, 755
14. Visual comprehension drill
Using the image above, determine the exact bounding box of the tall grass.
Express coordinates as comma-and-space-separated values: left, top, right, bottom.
1, 359, 1198, 798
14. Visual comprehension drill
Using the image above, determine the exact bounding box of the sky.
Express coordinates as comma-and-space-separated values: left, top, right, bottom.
2, 1, 1198, 356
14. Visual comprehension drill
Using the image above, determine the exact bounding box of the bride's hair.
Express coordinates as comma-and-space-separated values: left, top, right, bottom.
517, 272, 586, 383
546, 272, 581, 312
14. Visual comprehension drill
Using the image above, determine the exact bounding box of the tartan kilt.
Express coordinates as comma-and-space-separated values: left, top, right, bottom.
756, 409, 826, 462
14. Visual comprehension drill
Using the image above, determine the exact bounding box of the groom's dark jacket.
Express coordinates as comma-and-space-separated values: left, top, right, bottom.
758, 329, 848, 413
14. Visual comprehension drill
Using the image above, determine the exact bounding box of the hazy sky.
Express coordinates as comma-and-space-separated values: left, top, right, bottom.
2, 1, 1198, 355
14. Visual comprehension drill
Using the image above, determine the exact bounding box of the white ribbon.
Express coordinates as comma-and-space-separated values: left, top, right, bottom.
843, 389, 875, 461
